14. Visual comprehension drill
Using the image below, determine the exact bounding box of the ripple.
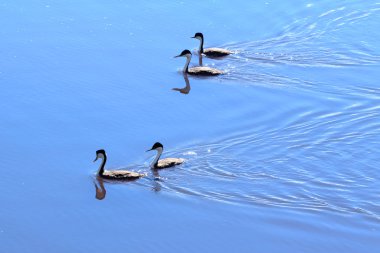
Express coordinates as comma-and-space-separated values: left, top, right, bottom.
142, 99, 380, 222
209, 2, 380, 97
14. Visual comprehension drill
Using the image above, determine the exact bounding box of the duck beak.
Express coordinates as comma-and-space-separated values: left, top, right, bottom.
191, 36, 195, 38
174, 54, 181, 58
93, 157, 98, 162
146, 148, 153, 152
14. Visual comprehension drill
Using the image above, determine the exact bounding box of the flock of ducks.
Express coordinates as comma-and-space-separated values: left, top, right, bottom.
93, 32, 231, 181
94, 142, 184, 180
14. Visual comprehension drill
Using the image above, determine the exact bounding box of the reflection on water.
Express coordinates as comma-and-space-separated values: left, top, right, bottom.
94, 176, 106, 200
151, 169, 163, 192
1, 0, 380, 252
172, 74, 191, 94
92, 165, 168, 198
151, 168, 160, 179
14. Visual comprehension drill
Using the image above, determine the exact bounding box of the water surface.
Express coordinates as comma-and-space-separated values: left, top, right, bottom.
1, 0, 379, 252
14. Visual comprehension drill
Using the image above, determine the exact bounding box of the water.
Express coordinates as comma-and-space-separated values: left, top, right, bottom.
1, 0, 379, 252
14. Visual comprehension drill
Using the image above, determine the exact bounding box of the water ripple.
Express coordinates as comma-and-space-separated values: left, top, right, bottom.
209, 2, 380, 97
137, 99, 380, 222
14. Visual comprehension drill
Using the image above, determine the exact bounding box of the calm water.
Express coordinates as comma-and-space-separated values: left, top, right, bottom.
1, 0, 380, 252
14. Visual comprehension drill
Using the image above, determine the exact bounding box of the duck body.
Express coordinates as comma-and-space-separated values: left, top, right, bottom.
192, 33, 232, 57
188, 66, 223, 76
155, 158, 185, 169
175, 49, 223, 76
101, 170, 143, 180
203, 48, 232, 57
147, 142, 184, 169
94, 149, 144, 180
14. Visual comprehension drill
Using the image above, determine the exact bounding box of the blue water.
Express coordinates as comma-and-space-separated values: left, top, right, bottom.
1, 0, 380, 252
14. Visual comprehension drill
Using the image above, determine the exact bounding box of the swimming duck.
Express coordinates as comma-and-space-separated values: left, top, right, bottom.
175, 49, 223, 76
93, 149, 144, 180
192, 32, 232, 57
146, 142, 184, 169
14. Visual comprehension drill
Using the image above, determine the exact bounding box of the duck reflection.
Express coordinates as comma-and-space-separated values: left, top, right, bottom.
94, 171, 162, 198
172, 73, 191, 94
151, 168, 162, 192
94, 176, 106, 200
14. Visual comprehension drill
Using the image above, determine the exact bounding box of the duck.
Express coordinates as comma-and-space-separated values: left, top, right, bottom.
93, 149, 144, 180
191, 32, 232, 57
175, 49, 223, 76
146, 142, 184, 169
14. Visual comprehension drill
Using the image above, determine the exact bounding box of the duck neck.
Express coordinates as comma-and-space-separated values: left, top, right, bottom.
199, 37, 204, 54
151, 147, 163, 168
183, 55, 191, 73
98, 155, 107, 175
